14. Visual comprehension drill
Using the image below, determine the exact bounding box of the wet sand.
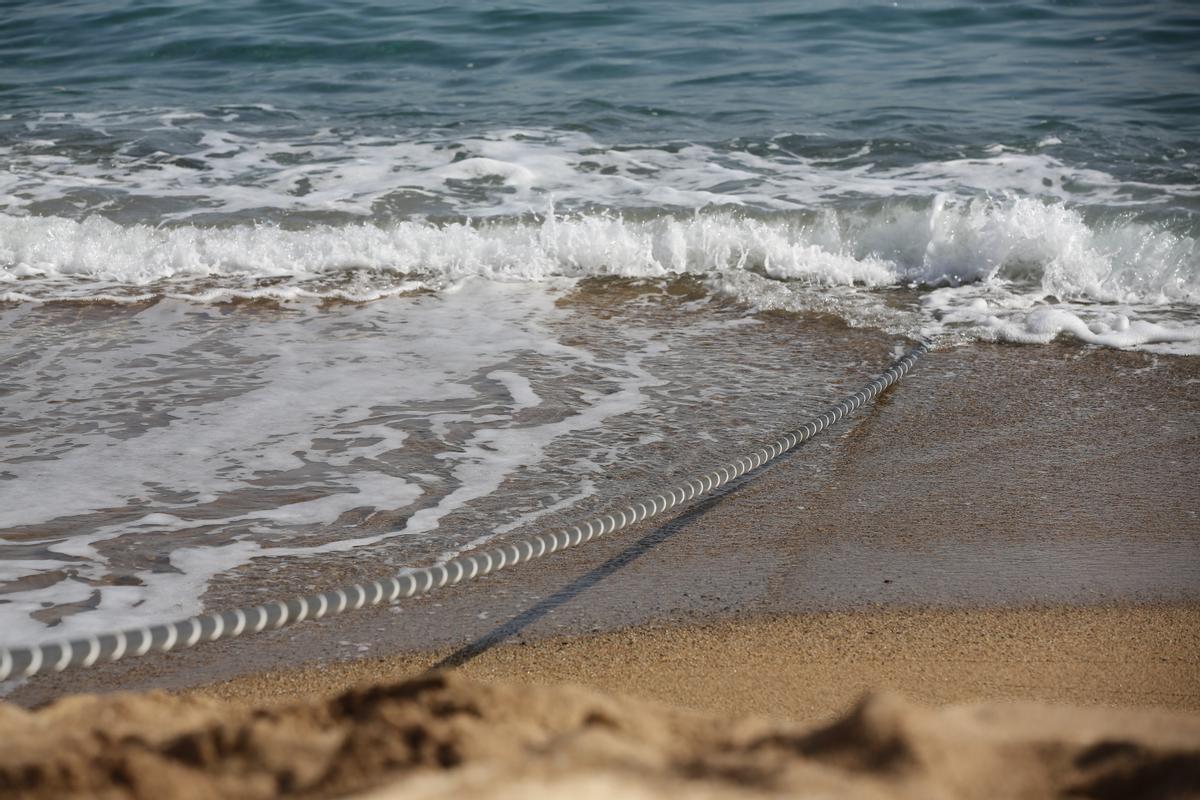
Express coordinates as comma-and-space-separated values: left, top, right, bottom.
8, 339, 1197, 706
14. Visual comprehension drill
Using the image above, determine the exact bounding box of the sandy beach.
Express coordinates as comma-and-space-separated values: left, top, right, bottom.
6, 1, 1200, 796
3, 341, 1198, 798
3, 606, 1199, 799
8, 339, 1197, 704
196, 605, 1200, 719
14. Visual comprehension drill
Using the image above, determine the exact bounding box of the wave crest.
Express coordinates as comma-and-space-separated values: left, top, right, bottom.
3, 199, 1196, 308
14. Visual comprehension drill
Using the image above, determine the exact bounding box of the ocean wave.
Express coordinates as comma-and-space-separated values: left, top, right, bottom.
4, 200, 1199, 352
2, 199, 1197, 304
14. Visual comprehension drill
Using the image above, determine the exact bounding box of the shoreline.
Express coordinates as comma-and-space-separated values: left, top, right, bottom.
8, 339, 1198, 707
2, 338, 1198, 796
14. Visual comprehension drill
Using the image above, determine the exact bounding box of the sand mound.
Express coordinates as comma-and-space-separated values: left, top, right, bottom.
2, 672, 1198, 799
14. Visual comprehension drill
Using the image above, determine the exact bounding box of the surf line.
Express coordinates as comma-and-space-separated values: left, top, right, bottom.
0, 342, 929, 682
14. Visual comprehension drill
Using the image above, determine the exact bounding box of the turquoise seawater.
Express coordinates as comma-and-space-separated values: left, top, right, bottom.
2, 0, 1198, 219
5, 1, 1199, 144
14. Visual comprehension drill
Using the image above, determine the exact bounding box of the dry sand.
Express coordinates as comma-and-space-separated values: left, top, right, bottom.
3, 667, 1199, 800
198, 605, 1200, 720
3, 605, 1198, 799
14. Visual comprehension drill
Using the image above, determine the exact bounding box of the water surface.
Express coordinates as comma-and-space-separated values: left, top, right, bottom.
2, 1, 1198, 647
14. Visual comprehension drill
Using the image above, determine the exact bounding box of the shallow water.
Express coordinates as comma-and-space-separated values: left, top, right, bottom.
1, 282, 896, 645
1, 1, 1198, 648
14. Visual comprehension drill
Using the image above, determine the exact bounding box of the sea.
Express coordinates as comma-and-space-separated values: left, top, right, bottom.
1, 1, 1198, 649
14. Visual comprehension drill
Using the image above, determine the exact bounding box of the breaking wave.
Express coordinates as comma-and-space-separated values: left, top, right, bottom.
3, 197, 1198, 352
2, 198, 1196, 299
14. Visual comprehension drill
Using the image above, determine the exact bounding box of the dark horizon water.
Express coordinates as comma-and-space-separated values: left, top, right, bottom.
5, 1, 1199, 143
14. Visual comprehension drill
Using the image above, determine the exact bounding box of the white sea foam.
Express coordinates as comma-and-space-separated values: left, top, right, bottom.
3, 124, 1194, 222
0, 280, 678, 643
2, 197, 1198, 350
922, 289, 1200, 352
3, 198, 1197, 299
3, 119, 1197, 351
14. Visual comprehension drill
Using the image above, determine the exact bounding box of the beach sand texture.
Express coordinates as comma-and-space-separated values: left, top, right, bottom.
4, 668, 1200, 800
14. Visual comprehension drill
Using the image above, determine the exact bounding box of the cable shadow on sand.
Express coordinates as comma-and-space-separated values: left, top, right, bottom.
427, 456, 791, 671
